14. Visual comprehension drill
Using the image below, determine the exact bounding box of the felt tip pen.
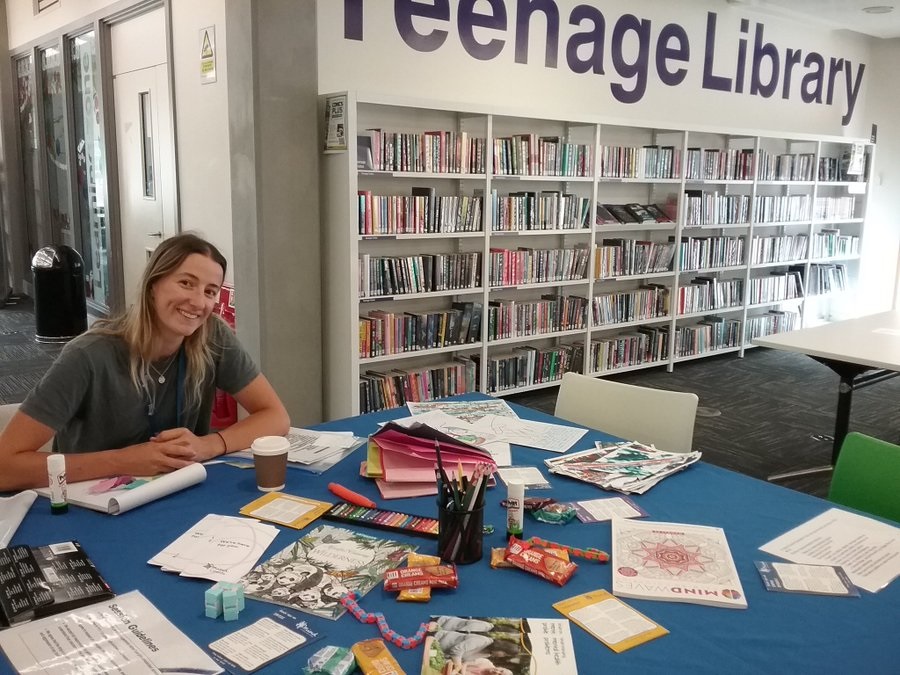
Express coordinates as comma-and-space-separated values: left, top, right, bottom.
328, 482, 377, 508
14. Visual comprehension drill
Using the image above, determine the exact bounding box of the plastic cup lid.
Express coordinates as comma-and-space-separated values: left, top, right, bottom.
251, 436, 290, 456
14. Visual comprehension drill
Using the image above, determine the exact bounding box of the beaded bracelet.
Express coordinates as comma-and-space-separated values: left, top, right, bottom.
527, 536, 609, 563
339, 592, 429, 649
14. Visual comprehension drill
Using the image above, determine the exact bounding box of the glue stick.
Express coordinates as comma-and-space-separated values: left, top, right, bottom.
506, 479, 524, 539
47, 454, 68, 515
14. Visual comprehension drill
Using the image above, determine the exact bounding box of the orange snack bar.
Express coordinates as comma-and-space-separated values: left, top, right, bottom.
504, 536, 578, 586
351, 638, 406, 675
383, 564, 459, 591
397, 553, 441, 602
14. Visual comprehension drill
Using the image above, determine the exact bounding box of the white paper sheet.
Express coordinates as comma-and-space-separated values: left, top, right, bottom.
759, 507, 900, 593
469, 414, 587, 453
149, 513, 279, 582
0, 490, 37, 548
0, 590, 222, 674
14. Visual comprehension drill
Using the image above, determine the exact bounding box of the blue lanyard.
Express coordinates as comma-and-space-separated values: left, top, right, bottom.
147, 347, 186, 437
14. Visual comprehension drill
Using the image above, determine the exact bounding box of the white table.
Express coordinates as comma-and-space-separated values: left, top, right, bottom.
753, 311, 900, 479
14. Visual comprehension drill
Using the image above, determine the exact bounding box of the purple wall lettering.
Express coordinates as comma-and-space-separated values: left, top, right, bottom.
341, 2, 867, 126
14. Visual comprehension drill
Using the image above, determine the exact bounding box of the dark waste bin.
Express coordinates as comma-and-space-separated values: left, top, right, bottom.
31, 245, 88, 343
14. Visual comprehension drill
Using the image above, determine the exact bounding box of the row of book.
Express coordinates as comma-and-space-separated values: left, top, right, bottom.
486, 295, 587, 340
357, 314, 807, 410
749, 234, 809, 265
747, 271, 804, 304
358, 275, 807, 358
814, 196, 857, 220
685, 147, 755, 181
474, 345, 583, 393
359, 129, 486, 173
676, 235, 746, 271
812, 230, 859, 258
755, 194, 811, 223
358, 128, 864, 182
684, 191, 751, 226
492, 191, 591, 231
598, 145, 681, 179
357, 190, 483, 235
674, 317, 742, 356
806, 263, 848, 294
589, 326, 669, 372
492, 134, 593, 177
745, 310, 800, 340
592, 285, 669, 326
356, 188, 857, 236
595, 239, 676, 277
677, 277, 743, 314
358, 301, 483, 359
488, 245, 591, 286
359, 252, 482, 297
358, 358, 477, 414
359, 238, 852, 298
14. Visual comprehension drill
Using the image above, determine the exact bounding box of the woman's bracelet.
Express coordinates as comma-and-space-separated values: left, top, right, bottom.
214, 431, 228, 457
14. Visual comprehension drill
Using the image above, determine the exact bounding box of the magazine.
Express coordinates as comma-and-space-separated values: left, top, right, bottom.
420, 616, 577, 675
544, 441, 701, 494
611, 519, 747, 609
239, 524, 416, 620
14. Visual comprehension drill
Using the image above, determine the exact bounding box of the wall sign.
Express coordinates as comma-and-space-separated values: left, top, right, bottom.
200, 26, 217, 84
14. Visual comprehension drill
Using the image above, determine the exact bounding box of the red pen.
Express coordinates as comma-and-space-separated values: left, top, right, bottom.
328, 482, 376, 508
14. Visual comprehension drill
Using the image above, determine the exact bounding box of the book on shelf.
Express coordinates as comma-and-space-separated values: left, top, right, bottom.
595, 203, 619, 225
0, 540, 114, 628
604, 204, 639, 224
357, 133, 375, 171
611, 519, 747, 609
643, 203, 673, 223
34, 463, 207, 515
411, 186, 437, 231
624, 203, 656, 223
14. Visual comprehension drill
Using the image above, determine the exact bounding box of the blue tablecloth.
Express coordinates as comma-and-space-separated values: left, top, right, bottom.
7, 396, 900, 674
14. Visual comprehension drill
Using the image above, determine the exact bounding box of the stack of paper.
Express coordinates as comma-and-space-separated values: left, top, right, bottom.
233, 427, 365, 474
544, 441, 701, 494
365, 421, 497, 499
149, 514, 279, 582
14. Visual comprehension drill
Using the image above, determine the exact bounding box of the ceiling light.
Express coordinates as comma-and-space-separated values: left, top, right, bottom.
862, 6, 894, 13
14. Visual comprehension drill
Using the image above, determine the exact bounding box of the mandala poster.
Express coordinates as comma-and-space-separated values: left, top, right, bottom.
239, 525, 416, 620
611, 519, 747, 609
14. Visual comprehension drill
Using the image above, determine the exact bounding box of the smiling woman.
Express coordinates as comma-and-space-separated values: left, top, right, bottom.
0, 233, 290, 492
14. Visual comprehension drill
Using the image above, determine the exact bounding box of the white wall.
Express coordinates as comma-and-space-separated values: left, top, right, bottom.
170, 0, 234, 280
6, 0, 116, 46
858, 38, 900, 313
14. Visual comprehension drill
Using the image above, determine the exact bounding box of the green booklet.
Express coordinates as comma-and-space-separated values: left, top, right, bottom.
239, 524, 416, 620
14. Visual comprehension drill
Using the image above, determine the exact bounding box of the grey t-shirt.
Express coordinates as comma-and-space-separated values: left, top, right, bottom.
21, 317, 259, 453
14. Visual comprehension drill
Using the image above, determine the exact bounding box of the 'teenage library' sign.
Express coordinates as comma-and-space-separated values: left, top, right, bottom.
339, 0, 866, 126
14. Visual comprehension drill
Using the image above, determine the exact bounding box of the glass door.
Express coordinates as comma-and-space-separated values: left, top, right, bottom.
15, 54, 43, 267
39, 43, 74, 246
69, 30, 111, 310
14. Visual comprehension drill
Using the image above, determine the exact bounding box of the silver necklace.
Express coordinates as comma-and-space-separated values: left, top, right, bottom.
149, 353, 178, 384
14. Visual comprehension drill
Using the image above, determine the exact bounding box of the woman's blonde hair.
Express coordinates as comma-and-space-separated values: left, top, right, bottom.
92, 233, 228, 412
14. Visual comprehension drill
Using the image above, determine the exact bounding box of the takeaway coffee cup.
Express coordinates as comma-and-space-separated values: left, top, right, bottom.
251, 436, 289, 492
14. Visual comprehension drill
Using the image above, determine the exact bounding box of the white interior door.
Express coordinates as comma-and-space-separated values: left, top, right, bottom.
110, 8, 175, 306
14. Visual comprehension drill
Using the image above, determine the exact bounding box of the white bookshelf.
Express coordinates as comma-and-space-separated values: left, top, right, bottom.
321, 92, 873, 418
